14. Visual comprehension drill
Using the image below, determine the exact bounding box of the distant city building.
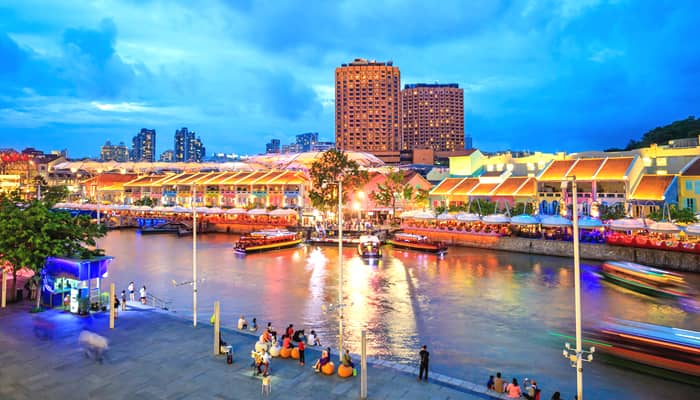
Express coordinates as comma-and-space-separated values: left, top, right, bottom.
465, 134, 473, 150
174, 127, 206, 162
100, 140, 130, 162
131, 128, 156, 162
266, 139, 280, 154
310, 141, 335, 152
160, 150, 174, 162
295, 132, 318, 152
401, 83, 464, 152
335, 58, 401, 153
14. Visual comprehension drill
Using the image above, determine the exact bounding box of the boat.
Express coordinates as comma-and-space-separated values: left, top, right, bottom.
139, 221, 192, 235
357, 235, 382, 258
587, 319, 700, 378
233, 230, 302, 254
599, 261, 691, 299
388, 232, 447, 254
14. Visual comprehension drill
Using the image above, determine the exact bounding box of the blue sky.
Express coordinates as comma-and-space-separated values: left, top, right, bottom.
0, 0, 698, 158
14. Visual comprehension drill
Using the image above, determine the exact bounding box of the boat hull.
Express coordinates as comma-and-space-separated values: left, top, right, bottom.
599, 271, 685, 299
234, 239, 302, 254
388, 240, 447, 254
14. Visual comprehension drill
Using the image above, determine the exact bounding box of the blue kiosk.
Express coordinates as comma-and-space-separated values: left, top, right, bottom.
41, 256, 114, 313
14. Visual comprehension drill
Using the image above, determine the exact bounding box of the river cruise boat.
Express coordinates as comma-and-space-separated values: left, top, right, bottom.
588, 319, 700, 378
357, 235, 382, 259
234, 230, 302, 254
139, 221, 192, 236
388, 232, 447, 254
600, 261, 691, 299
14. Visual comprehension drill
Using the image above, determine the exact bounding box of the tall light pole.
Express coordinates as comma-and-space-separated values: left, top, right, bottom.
95, 170, 102, 227
323, 178, 344, 361
192, 183, 198, 327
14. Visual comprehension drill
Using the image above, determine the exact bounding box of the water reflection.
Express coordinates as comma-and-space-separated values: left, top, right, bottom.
99, 231, 699, 399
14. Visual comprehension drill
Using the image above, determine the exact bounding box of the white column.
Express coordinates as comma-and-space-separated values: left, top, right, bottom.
338, 179, 343, 361
1, 269, 6, 308
193, 184, 198, 327
213, 301, 220, 355
572, 177, 583, 400
109, 283, 115, 329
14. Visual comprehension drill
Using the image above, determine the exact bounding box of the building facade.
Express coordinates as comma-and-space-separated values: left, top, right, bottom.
266, 139, 280, 154
100, 141, 129, 162
335, 58, 401, 153
296, 132, 318, 152
174, 127, 205, 162
402, 83, 464, 152
160, 150, 174, 162
131, 128, 156, 162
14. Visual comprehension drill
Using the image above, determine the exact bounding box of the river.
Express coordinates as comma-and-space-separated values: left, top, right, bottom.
98, 230, 700, 399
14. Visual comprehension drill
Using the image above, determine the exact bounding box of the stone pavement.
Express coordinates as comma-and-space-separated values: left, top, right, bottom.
0, 302, 504, 400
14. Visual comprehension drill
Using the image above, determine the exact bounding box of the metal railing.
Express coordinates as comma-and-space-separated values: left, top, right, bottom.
146, 293, 172, 310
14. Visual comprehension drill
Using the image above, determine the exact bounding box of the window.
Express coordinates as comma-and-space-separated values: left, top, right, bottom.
687, 198, 696, 212
686, 181, 693, 191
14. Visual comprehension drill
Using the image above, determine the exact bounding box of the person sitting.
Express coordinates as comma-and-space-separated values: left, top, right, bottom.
493, 372, 504, 393
282, 334, 294, 349
551, 392, 562, 400
506, 378, 521, 398
286, 324, 294, 338
307, 330, 321, 346
249, 317, 258, 332
341, 349, 354, 369
486, 375, 495, 390
313, 349, 330, 372
260, 330, 272, 343
237, 315, 248, 330
292, 329, 305, 343
523, 379, 540, 400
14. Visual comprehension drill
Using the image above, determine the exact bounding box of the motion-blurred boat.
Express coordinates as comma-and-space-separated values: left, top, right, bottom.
357, 235, 382, 259
234, 230, 302, 254
600, 261, 691, 299
388, 232, 447, 254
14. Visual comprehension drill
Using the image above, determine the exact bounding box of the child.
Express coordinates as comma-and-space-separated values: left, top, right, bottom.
298, 340, 305, 366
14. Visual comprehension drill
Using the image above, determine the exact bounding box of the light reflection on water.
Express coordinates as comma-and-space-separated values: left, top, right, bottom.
99, 231, 699, 400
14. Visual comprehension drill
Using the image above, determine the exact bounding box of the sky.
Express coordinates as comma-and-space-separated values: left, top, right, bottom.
0, 0, 698, 158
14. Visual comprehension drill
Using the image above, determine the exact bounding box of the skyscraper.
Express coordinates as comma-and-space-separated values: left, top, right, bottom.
335, 58, 401, 153
174, 127, 206, 162
100, 140, 129, 162
266, 139, 280, 154
401, 83, 464, 152
131, 128, 156, 162
295, 132, 318, 152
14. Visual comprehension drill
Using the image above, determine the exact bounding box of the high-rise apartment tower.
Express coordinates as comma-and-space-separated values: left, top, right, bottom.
401, 83, 464, 152
131, 128, 156, 162
335, 58, 401, 153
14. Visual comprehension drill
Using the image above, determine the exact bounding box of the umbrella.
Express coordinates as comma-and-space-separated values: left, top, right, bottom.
510, 214, 540, 225
540, 215, 572, 227
455, 212, 481, 222
578, 216, 603, 229
269, 209, 298, 216
482, 214, 510, 224
609, 218, 647, 231
411, 211, 436, 220
399, 210, 417, 218
648, 221, 681, 233
248, 208, 269, 216
685, 223, 700, 236
224, 208, 248, 214
437, 213, 456, 221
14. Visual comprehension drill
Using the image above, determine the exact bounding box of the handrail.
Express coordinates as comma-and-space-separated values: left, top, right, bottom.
146, 293, 172, 310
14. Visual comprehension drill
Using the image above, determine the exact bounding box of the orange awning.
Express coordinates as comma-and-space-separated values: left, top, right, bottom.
470, 182, 498, 196
492, 177, 528, 196
449, 178, 479, 196
539, 160, 576, 181
430, 178, 465, 196
514, 177, 537, 197
567, 158, 604, 181
595, 157, 633, 180
630, 175, 675, 201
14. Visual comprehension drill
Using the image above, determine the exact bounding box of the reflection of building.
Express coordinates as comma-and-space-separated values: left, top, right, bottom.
174, 127, 206, 162
335, 58, 401, 153
100, 141, 129, 162
131, 128, 156, 162
402, 83, 464, 152
266, 139, 280, 154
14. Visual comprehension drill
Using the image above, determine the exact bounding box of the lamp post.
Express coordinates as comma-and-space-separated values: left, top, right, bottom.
192, 183, 198, 327
323, 178, 344, 361
562, 176, 594, 400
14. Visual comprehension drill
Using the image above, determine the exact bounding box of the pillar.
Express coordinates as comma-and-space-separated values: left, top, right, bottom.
1, 269, 6, 308
213, 301, 220, 355
109, 283, 115, 329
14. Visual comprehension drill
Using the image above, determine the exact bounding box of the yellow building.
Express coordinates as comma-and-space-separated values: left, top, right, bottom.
679, 157, 700, 212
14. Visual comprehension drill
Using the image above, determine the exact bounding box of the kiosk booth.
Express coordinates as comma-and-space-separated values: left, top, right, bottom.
41, 256, 114, 314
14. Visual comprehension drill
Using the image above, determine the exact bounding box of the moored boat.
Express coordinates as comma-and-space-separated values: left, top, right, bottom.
139, 221, 192, 235
388, 232, 447, 254
600, 261, 691, 299
357, 235, 382, 258
234, 230, 302, 254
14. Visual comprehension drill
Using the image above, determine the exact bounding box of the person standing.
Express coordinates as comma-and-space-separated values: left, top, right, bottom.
120, 290, 127, 311
298, 340, 305, 366
139, 285, 147, 304
113, 294, 120, 318
418, 345, 429, 382
128, 281, 135, 302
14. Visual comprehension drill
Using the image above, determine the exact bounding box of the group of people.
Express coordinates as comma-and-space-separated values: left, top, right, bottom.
115, 281, 148, 313
487, 372, 559, 399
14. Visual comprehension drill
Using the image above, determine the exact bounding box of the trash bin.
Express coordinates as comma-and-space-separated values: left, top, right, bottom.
16, 289, 23, 302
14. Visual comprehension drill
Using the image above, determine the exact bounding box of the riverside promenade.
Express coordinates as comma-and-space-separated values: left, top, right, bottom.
0, 303, 502, 400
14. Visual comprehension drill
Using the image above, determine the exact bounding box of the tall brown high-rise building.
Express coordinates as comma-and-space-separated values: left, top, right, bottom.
335, 58, 401, 153
401, 83, 464, 152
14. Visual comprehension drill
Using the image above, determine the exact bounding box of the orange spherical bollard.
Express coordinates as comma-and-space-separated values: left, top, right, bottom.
291, 347, 300, 359
338, 364, 353, 378
280, 347, 291, 359
321, 361, 335, 375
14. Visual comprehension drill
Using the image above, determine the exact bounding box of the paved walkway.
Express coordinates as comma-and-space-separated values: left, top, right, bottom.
0, 302, 505, 400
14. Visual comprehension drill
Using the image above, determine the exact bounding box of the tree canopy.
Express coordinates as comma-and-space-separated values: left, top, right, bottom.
308, 149, 368, 212
370, 169, 429, 216
625, 116, 700, 150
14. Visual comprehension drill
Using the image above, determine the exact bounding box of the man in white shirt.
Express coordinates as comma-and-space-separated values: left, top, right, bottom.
261, 350, 271, 377
237, 315, 248, 330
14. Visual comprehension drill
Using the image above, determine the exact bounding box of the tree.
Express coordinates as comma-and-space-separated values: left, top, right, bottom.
0, 193, 106, 309
133, 197, 155, 207
308, 150, 368, 213
648, 204, 697, 223
599, 203, 626, 220
370, 169, 406, 218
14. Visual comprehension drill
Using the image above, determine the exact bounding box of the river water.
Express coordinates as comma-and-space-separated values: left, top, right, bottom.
98, 231, 699, 399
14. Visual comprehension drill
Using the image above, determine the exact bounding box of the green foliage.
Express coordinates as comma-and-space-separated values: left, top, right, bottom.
133, 197, 155, 207
599, 203, 626, 220
626, 116, 700, 150
370, 169, 410, 217
648, 204, 698, 223
308, 149, 368, 212
511, 202, 535, 215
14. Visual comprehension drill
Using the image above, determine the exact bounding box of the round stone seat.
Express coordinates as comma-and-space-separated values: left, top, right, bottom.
255, 342, 269, 353
338, 364, 353, 378
321, 361, 335, 375
279, 346, 291, 358
291, 347, 300, 359
269, 345, 280, 357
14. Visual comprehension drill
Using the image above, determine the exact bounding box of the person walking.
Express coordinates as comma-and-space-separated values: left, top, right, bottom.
113, 294, 120, 318
298, 340, 305, 366
418, 345, 429, 382
120, 290, 127, 311
128, 281, 135, 302
139, 285, 147, 304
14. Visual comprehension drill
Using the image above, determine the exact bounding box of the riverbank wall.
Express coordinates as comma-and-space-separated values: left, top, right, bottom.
404, 228, 700, 272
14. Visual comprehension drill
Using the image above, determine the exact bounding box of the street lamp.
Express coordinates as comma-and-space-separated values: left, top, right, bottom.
353, 202, 361, 230
562, 175, 593, 400
322, 178, 344, 362
191, 183, 198, 327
